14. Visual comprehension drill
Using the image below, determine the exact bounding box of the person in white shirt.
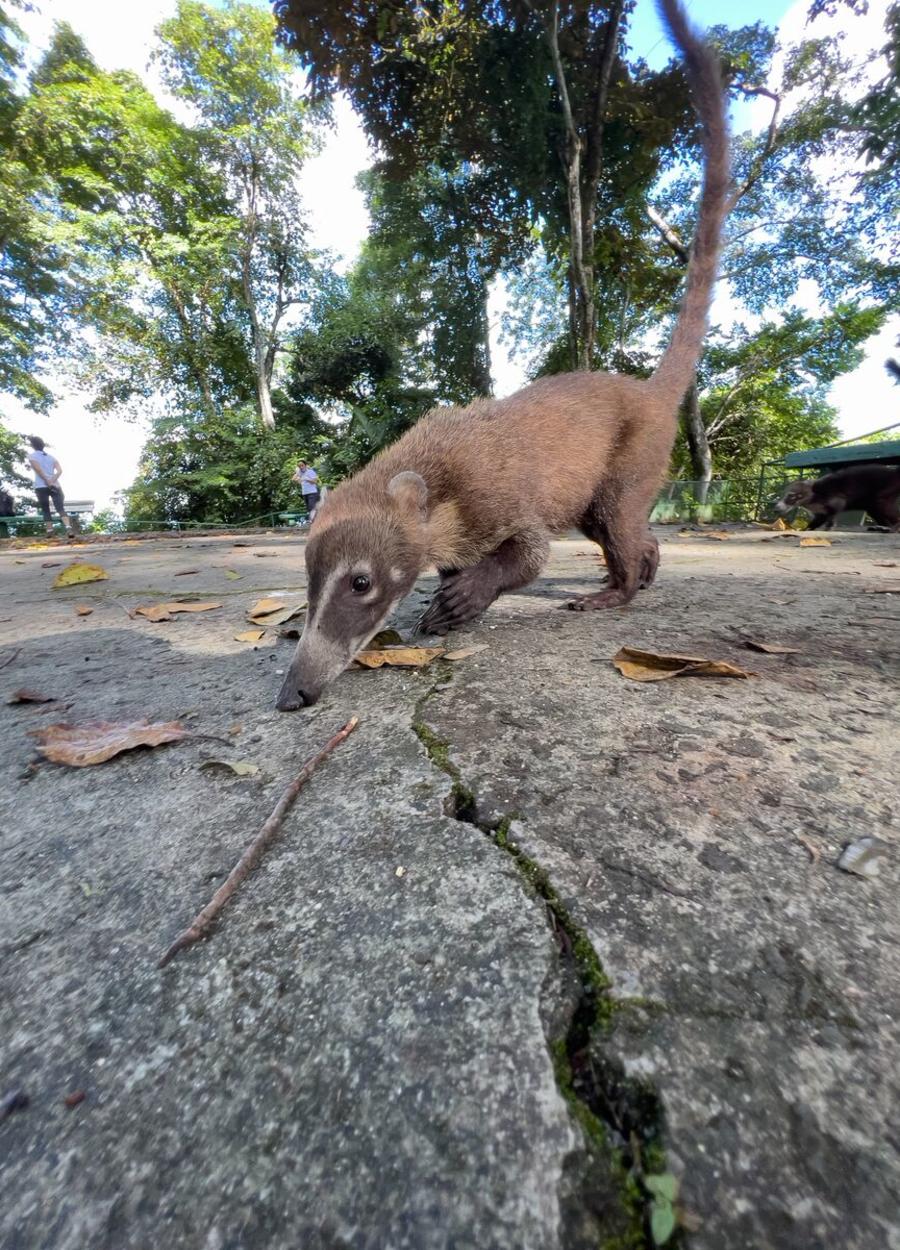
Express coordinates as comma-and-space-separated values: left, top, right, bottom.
291, 459, 321, 520
27, 436, 73, 537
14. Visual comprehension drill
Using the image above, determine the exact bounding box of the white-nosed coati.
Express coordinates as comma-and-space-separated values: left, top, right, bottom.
277, 0, 730, 710
775, 465, 900, 531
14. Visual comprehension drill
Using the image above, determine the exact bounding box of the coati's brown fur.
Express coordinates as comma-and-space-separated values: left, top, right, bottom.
277, 0, 730, 710
776, 465, 900, 531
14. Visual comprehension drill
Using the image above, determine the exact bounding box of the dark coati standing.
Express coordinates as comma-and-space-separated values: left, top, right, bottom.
277, 0, 730, 710
775, 466, 900, 530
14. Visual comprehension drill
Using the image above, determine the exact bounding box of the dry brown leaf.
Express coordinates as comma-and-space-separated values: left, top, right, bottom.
174, 569, 200, 577
8, 688, 55, 704
52, 562, 108, 589
75, 605, 93, 616
235, 629, 265, 643
355, 646, 445, 669
135, 601, 222, 622
253, 551, 278, 558
443, 644, 489, 661
702, 530, 731, 540
247, 597, 306, 627
770, 517, 790, 531
41, 560, 61, 568
873, 562, 897, 568
31, 719, 188, 767
799, 536, 831, 547
612, 646, 752, 682
742, 639, 801, 655
231, 540, 251, 547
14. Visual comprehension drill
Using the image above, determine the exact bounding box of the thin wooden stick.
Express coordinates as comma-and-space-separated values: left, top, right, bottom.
158, 716, 359, 967
0, 647, 21, 670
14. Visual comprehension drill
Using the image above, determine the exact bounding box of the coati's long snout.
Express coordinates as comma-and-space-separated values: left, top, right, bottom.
277, 474, 428, 711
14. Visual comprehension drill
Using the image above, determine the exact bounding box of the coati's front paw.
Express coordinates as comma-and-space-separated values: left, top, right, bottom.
418, 569, 497, 634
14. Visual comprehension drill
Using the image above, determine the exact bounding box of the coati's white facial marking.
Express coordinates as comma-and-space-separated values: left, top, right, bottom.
389, 567, 406, 583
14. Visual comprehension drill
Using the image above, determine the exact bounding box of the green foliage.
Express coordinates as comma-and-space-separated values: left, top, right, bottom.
671, 305, 882, 477
0, 419, 28, 492
125, 403, 326, 525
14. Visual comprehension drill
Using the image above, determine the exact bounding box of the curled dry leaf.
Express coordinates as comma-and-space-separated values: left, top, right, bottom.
612, 646, 752, 682
75, 605, 93, 616
135, 601, 222, 622
52, 562, 108, 589
234, 629, 265, 643
200, 759, 260, 777
800, 536, 831, 547
31, 719, 188, 767
742, 639, 801, 655
174, 569, 200, 577
247, 597, 306, 627
873, 562, 897, 568
355, 646, 445, 669
41, 561, 61, 568
8, 688, 55, 704
443, 644, 489, 661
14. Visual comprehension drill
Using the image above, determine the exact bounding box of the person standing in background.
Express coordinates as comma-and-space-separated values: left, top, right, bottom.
27, 436, 73, 537
292, 459, 321, 521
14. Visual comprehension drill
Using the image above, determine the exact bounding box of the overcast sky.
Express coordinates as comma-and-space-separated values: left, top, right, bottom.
7, 0, 897, 509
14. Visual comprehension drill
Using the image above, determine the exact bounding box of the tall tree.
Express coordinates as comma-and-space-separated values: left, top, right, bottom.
273, 0, 695, 371
155, 0, 324, 428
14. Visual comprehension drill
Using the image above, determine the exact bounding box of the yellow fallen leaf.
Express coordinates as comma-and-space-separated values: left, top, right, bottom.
702, 530, 731, 540
75, 605, 93, 616
355, 646, 445, 669
134, 601, 222, 622
742, 639, 801, 655
31, 719, 188, 767
770, 517, 790, 531
247, 597, 306, 627
612, 646, 752, 682
200, 759, 260, 777
224, 570, 242, 580
443, 644, 489, 661
52, 562, 108, 588
235, 629, 265, 642
800, 536, 831, 547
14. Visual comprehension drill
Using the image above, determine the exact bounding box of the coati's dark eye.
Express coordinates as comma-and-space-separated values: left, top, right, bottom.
351, 575, 371, 594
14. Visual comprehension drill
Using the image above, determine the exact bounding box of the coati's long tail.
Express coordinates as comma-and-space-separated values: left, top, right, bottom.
650, 0, 730, 406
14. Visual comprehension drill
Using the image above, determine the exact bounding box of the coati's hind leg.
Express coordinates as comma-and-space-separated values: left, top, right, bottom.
576, 496, 659, 596
568, 486, 659, 612
418, 528, 550, 635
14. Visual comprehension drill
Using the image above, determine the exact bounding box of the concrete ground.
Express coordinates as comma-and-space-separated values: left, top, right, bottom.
1, 524, 898, 1250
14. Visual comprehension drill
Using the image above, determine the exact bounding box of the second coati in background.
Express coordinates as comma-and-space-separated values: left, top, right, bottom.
277, 0, 731, 710
775, 465, 900, 530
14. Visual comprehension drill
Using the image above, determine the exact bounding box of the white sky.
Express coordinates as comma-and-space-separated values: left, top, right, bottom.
4, 0, 898, 510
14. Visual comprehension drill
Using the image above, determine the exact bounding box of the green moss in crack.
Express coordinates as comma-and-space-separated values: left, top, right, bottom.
412, 721, 457, 779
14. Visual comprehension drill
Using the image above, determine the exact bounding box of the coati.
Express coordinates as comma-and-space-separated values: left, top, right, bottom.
277, 0, 730, 710
775, 465, 900, 531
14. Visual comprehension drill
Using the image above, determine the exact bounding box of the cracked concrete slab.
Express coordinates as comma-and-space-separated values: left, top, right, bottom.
1, 525, 898, 1249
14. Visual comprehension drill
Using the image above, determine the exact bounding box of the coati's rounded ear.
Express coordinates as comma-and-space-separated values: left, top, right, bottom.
388, 472, 428, 521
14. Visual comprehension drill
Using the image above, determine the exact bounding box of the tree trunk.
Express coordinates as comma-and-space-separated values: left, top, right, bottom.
256, 364, 275, 431
683, 382, 712, 503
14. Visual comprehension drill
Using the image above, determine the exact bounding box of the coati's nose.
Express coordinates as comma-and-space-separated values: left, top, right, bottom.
275, 682, 318, 711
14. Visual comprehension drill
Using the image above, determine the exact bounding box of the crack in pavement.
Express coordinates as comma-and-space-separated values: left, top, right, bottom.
411, 678, 682, 1250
